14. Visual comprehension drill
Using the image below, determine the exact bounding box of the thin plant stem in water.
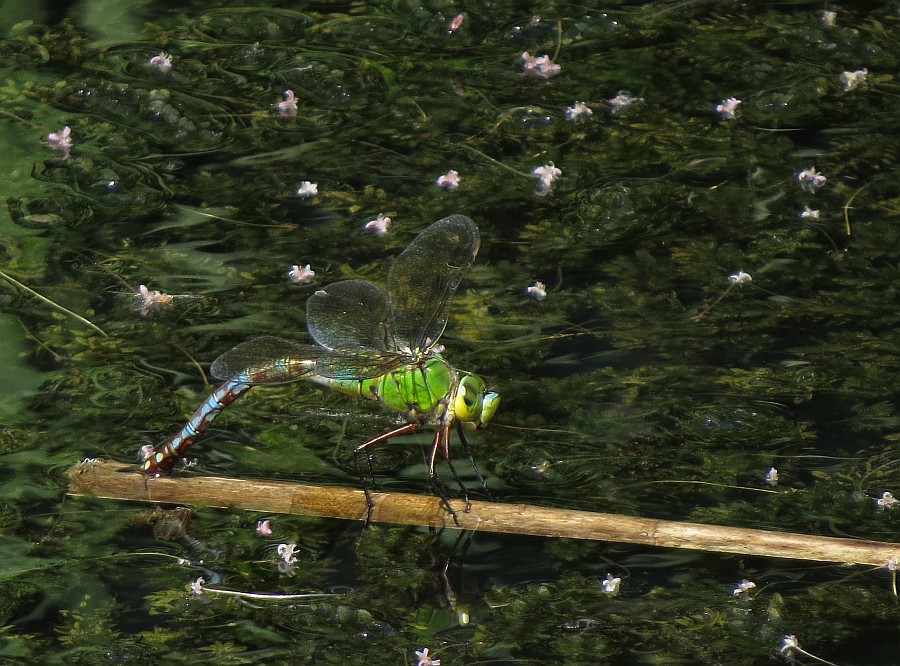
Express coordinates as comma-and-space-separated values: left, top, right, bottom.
0, 268, 107, 337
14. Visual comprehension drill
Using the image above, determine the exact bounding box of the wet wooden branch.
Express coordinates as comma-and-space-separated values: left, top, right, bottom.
68, 460, 900, 568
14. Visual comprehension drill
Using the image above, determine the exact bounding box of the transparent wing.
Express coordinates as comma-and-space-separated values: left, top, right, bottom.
210, 336, 323, 384
314, 348, 416, 380
388, 214, 479, 352
306, 279, 393, 351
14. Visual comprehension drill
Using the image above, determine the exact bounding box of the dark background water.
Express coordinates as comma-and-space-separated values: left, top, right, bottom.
1, 0, 899, 663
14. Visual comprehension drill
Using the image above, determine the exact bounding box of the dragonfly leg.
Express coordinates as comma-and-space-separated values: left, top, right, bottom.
427, 424, 461, 524
354, 422, 422, 524
455, 422, 493, 501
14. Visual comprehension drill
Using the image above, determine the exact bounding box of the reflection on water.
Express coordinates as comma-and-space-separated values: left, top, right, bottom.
1, 1, 900, 663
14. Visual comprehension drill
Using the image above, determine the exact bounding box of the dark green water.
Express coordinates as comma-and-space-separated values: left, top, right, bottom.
1, 1, 899, 663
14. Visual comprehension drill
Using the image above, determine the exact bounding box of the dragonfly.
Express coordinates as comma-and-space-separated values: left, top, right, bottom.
141, 214, 500, 503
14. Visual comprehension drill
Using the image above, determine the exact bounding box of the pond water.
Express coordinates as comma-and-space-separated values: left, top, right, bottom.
1, 0, 899, 663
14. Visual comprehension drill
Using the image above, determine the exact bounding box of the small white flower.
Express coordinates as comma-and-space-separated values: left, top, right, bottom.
46, 126, 73, 158
608, 91, 643, 116
435, 169, 460, 190
778, 634, 798, 657
796, 167, 826, 193
765, 467, 779, 486
288, 264, 315, 284
886, 557, 900, 571
364, 213, 391, 235
601, 574, 622, 595
190, 577, 205, 596
148, 52, 173, 73
715, 97, 742, 119
296, 181, 318, 198
526, 281, 547, 301
877, 491, 897, 510
137, 284, 175, 316
727, 270, 752, 285
565, 101, 593, 121
533, 162, 562, 195
840, 68, 868, 91
799, 206, 820, 220
732, 579, 756, 596
256, 519, 273, 536
139, 444, 155, 462
277, 90, 298, 116
277, 542, 298, 566
820, 10, 837, 27
415, 647, 441, 666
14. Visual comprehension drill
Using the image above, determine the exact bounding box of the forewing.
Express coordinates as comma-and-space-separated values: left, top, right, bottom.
388, 214, 479, 352
210, 336, 323, 384
306, 280, 393, 351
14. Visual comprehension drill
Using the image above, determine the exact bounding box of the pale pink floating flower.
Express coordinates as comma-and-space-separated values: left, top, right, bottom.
148, 52, 173, 73
565, 101, 593, 121
137, 284, 175, 316
600, 574, 622, 595
533, 162, 561, 196
778, 634, 798, 658
840, 68, 868, 91
435, 169, 460, 190
46, 126, 73, 159
415, 647, 441, 666
256, 519, 273, 536
364, 213, 391, 235
764, 467, 779, 486
715, 97, 742, 119
288, 264, 315, 284
796, 167, 826, 193
732, 579, 756, 596
526, 281, 547, 301
447, 13, 465, 33
799, 206, 820, 220
521, 51, 561, 79
608, 91, 642, 115
296, 181, 318, 198
277, 89, 298, 116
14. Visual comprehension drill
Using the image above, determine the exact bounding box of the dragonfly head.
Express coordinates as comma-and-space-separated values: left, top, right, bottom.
454, 373, 501, 429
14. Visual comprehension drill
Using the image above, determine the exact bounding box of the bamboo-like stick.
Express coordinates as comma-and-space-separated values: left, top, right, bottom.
68, 460, 900, 568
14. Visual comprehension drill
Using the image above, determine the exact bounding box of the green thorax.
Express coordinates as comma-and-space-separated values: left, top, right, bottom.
311, 357, 455, 421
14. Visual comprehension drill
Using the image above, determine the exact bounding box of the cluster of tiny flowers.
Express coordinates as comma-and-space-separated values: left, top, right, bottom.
137, 284, 174, 316
877, 491, 897, 510
364, 213, 391, 235
526, 281, 546, 301
600, 574, 622, 595
608, 91, 642, 115
799, 206, 820, 220
46, 126, 73, 159
533, 163, 561, 196
288, 264, 315, 284
277, 90, 298, 116
732, 579, 756, 596
716, 97, 742, 119
296, 181, 318, 198
796, 167, 826, 193
565, 101, 592, 121
727, 270, 752, 285
148, 52, 172, 73
521, 51, 561, 79
840, 68, 868, 91
435, 169, 460, 190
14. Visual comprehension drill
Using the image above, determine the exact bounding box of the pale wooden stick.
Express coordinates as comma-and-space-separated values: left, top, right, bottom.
68, 461, 900, 568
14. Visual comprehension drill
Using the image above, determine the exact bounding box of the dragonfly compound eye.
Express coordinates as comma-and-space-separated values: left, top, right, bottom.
454, 374, 485, 422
